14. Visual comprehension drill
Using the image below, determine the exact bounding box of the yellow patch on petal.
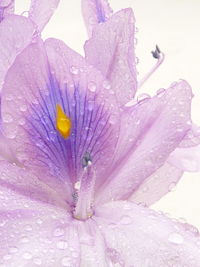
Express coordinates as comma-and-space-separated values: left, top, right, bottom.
56, 104, 71, 139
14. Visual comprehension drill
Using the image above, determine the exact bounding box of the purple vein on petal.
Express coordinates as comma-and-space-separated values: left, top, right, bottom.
95, 0, 106, 23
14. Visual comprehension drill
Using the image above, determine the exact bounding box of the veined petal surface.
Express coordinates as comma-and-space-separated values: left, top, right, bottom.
96, 80, 193, 204
0, 15, 36, 89
95, 201, 200, 267
0, 175, 80, 267
129, 161, 183, 206
85, 8, 137, 105
28, 0, 60, 32
82, 0, 113, 37
1, 38, 120, 203
0, 0, 14, 21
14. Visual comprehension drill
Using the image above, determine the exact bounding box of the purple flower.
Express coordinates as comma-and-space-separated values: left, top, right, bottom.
0, 0, 200, 266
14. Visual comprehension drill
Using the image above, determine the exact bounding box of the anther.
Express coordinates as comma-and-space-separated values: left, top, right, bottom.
151, 45, 161, 59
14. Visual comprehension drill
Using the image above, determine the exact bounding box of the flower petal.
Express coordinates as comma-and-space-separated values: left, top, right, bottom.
0, 0, 14, 22
129, 161, 183, 206
168, 144, 200, 172
82, 0, 113, 37
0, 160, 67, 208
0, 183, 80, 267
0, 15, 36, 89
94, 201, 200, 267
1, 37, 120, 202
84, 8, 137, 105
96, 80, 193, 204
28, 0, 60, 32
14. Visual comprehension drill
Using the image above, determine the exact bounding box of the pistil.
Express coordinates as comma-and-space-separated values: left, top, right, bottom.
73, 153, 96, 220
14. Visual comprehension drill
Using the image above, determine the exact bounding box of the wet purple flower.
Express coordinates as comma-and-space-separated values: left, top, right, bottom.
0, 0, 200, 266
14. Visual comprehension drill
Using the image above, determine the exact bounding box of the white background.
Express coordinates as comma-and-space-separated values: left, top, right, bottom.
15, 0, 200, 228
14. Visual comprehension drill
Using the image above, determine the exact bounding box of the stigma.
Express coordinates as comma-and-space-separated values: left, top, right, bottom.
56, 104, 71, 139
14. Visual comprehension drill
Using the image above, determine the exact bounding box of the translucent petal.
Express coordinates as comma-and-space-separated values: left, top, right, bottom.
82, 0, 113, 37
85, 8, 137, 105
28, 0, 60, 31
96, 80, 193, 204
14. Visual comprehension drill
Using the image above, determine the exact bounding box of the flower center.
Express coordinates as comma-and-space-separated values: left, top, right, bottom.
55, 104, 96, 221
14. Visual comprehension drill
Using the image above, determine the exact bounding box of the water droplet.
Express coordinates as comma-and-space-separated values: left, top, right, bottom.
33, 258, 42, 265
119, 215, 132, 225
168, 233, 184, 244
109, 115, 117, 125
23, 252, 32, 260
87, 101, 94, 111
6, 94, 13, 101
9, 247, 18, 254
20, 104, 27, 112
3, 254, 11, 261
57, 240, 68, 250
25, 224, 32, 231
18, 118, 25, 126
168, 182, 176, 192
61, 257, 71, 266
3, 113, 13, 123
36, 219, 43, 225
137, 93, 150, 103
88, 82, 97, 92
20, 236, 29, 243
70, 66, 79, 75
7, 129, 17, 139
53, 228, 64, 237
103, 80, 111, 90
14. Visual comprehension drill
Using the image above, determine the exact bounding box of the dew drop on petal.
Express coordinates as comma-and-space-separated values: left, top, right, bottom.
61, 257, 71, 266
168, 233, 184, 244
57, 240, 69, 250
103, 80, 111, 90
137, 93, 151, 103
23, 252, 32, 260
53, 227, 64, 237
168, 182, 176, 192
88, 81, 97, 92
70, 66, 79, 75
3, 113, 13, 123
3, 254, 11, 261
9, 247, 18, 254
119, 215, 132, 225
20, 104, 27, 112
33, 258, 42, 265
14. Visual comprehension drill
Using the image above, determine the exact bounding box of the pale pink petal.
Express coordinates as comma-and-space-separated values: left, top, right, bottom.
0, 0, 14, 21
168, 144, 200, 172
0, 132, 17, 162
96, 80, 193, 204
0, 186, 80, 267
0, 161, 107, 266
0, 15, 36, 89
94, 201, 200, 267
28, 0, 60, 32
85, 8, 137, 105
82, 0, 113, 37
129, 162, 183, 206
0, 160, 67, 208
179, 123, 200, 147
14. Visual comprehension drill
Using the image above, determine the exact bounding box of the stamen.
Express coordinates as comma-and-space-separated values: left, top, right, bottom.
138, 45, 165, 89
56, 104, 71, 139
